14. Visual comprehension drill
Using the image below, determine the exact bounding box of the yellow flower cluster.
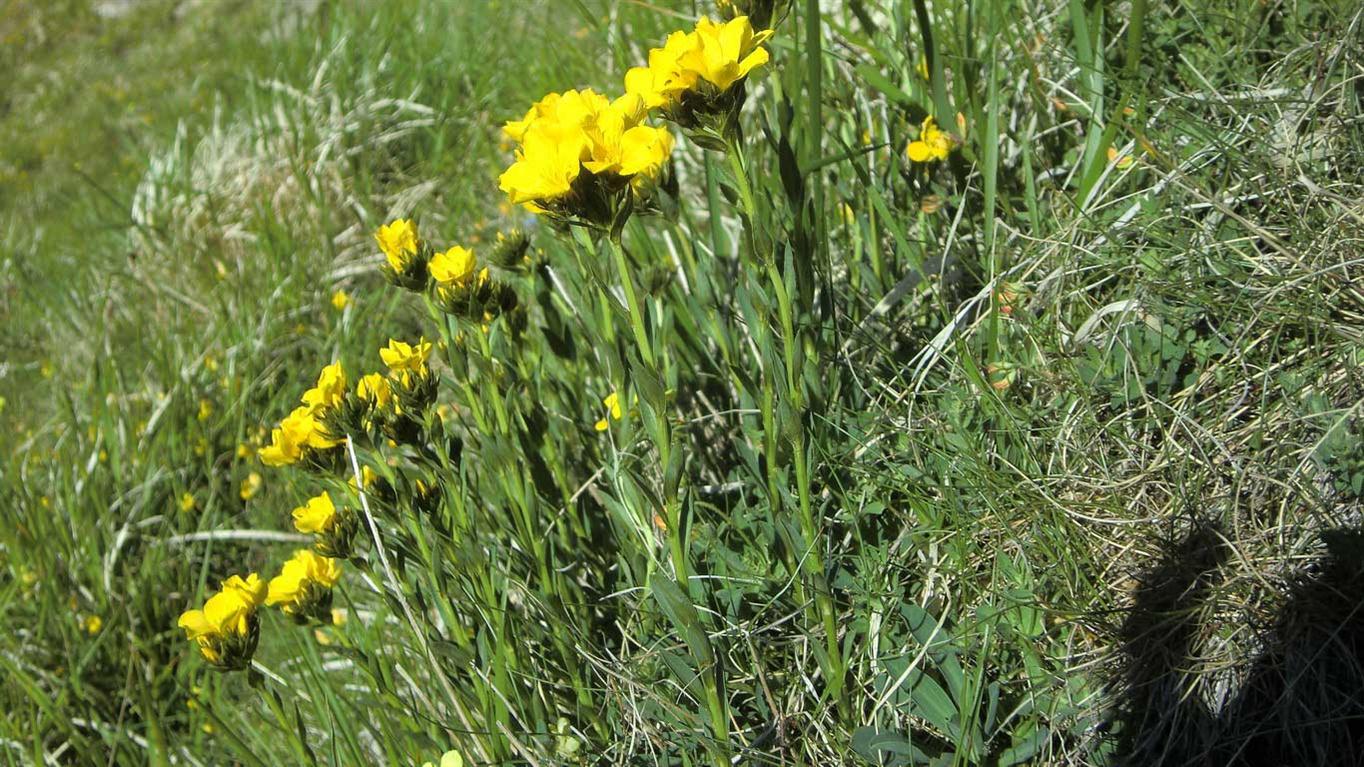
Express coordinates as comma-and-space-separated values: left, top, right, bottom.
375, 218, 432, 291
594, 391, 623, 432
292, 490, 357, 558
380, 337, 432, 387
906, 116, 953, 163
499, 89, 674, 219
376, 218, 419, 273
177, 573, 267, 669
266, 549, 343, 622
259, 362, 347, 467
624, 16, 772, 113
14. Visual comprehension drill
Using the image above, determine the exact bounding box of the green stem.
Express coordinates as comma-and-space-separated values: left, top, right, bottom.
727, 136, 846, 706
608, 236, 655, 369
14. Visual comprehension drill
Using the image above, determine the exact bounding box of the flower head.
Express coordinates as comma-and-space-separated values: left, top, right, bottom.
292, 491, 357, 558
499, 88, 674, 227
625, 16, 772, 137
356, 373, 394, 411
301, 361, 347, 414
292, 492, 338, 534
259, 406, 341, 467
375, 219, 430, 291
906, 116, 953, 163
681, 16, 772, 93
239, 472, 263, 501
374, 219, 418, 271
379, 338, 432, 375
429, 246, 481, 288
266, 550, 343, 623
594, 391, 624, 431
177, 573, 266, 669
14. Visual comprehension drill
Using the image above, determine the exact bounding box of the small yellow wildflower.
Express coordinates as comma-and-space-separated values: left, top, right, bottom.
356, 373, 394, 410
83, 615, 102, 635
204, 355, 219, 373
236, 442, 252, 459
239, 472, 263, 501
374, 219, 419, 272
499, 88, 674, 214
301, 361, 347, 414
1107, 145, 1134, 170
594, 391, 623, 432
349, 465, 379, 490
259, 406, 340, 466
625, 16, 772, 109
330, 290, 350, 311
292, 492, 338, 534
179, 492, 197, 512
197, 399, 213, 422
379, 338, 432, 375
178, 573, 267, 669
429, 245, 481, 287
906, 116, 953, 163
421, 751, 465, 767
266, 550, 343, 622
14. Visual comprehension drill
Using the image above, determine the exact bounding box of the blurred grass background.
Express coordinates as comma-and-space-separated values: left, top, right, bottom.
2, 0, 1362, 764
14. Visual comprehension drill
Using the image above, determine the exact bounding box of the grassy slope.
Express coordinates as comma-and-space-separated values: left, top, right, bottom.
2, 0, 1362, 764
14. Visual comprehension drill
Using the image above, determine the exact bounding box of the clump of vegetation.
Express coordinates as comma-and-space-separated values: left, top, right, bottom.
2, 0, 1361, 764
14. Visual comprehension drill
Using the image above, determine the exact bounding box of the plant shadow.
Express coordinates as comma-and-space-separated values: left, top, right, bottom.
1111, 523, 1364, 765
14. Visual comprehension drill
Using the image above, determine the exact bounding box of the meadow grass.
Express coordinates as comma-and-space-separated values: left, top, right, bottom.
2, 0, 1362, 764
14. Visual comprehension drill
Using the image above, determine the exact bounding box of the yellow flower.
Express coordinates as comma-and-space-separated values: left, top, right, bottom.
331, 290, 350, 311
292, 492, 338, 534
259, 406, 340, 466
429, 245, 480, 287
422, 751, 465, 767
301, 361, 347, 414
625, 31, 702, 110
906, 116, 953, 163
179, 492, 197, 512
83, 615, 102, 635
239, 472, 263, 501
374, 219, 419, 272
379, 338, 432, 375
1107, 145, 1134, 170
349, 465, 379, 490
500, 123, 589, 205
266, 550, 343, 619
594, 391, 623, 431
356, 373, 394, 410
196, 399, 213, 422
236, 442, 252, 459
499, 89, 673, 212
680, 16, 772, 92
177, 573, 266, 668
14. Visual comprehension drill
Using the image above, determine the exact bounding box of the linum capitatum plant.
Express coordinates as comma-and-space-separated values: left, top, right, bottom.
179, 7, 845, 764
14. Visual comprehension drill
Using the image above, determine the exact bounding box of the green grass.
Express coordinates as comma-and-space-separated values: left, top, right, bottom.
2, 0, 1363, 764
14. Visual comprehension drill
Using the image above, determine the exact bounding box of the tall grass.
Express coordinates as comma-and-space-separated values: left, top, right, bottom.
2, 0, 1362, 764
